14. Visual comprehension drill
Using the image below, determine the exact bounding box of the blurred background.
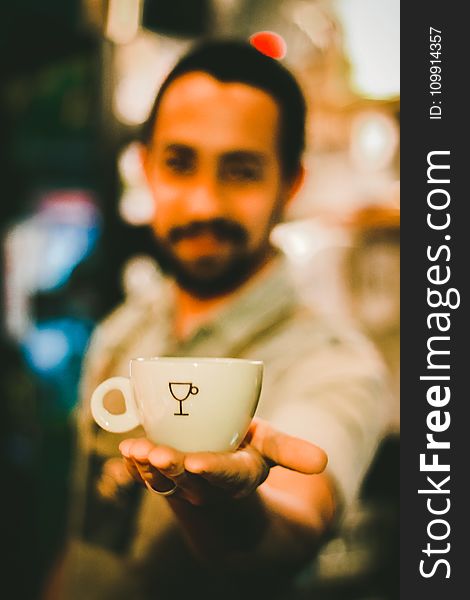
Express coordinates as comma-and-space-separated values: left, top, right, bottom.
0, 1, 399, 598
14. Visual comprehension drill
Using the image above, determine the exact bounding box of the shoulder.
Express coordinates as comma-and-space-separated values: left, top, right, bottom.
79, 278, 170, 400
86, 276, 169, 363
252, 305, 385, 378
89, 299, 147, 357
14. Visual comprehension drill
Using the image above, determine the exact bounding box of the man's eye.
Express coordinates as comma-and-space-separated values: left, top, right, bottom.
165, 156, 194, 174
222, 165, 261, 182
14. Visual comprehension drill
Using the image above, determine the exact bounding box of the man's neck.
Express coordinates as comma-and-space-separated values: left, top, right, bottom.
172, 253, 277, 341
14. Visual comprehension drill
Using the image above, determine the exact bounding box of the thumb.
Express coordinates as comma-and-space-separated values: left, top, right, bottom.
248, 419, 328, 474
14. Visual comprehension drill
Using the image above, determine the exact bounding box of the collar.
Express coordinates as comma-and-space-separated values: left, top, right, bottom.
173, 256, 299, 357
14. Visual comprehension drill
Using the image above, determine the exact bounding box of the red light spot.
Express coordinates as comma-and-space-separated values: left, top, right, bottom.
249, 31, 287, 60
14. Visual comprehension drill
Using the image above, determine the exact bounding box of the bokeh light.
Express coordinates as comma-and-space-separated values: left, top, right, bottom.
249, 31, 287, 59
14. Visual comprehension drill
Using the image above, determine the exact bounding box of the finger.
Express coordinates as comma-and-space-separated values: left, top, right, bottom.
120, 439, 178, 493
250, 420, 328, 474
119, 439, 147, 482
147, 445, 186, 478
122, 455, 164, 489
184, 446, 268, 495
147, 446, 204, 493
122, 456, 145, 483
119, 438, 156, 463
147, 446, 215, 504
133, 458, 176, 494
119, 438, 138, 458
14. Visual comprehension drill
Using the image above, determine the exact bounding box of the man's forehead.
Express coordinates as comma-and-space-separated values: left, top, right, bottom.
160, 71, 277, 110
150, 71, 280, 151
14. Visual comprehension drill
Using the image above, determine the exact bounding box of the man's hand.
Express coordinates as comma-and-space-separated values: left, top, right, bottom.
119, 418, 327, 506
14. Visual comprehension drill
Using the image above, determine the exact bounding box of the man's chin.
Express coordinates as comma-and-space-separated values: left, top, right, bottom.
174, 269, 245, 299
182, 255, 232, 279
171, 256, 263, 299
151, 238, 273, 299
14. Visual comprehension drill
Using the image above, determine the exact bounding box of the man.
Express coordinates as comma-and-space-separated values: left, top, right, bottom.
50, 40, 390, 599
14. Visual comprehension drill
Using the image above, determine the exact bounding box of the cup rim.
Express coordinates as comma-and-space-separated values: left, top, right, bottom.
130, 356, 263, 366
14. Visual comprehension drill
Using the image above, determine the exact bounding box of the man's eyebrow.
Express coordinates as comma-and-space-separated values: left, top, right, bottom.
221, 151, 267, 164
161, 146, 267, 164
163, 143, 195, 154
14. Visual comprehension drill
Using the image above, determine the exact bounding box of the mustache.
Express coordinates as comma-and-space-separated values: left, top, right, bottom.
168, 218, 248, 245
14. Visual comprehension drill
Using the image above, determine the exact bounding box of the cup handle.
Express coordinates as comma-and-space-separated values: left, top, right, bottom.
90, 376, 140, 433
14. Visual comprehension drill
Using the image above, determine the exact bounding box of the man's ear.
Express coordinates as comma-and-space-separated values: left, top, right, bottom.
284, 164, 306, 208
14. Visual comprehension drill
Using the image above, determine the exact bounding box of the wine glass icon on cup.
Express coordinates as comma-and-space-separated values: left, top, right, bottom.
169, 382, 199, 416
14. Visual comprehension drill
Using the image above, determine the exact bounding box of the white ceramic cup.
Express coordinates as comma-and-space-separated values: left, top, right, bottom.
90, 357, 263, 453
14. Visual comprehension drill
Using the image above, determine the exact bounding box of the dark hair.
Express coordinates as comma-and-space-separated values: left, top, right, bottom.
140, 39, 306, 180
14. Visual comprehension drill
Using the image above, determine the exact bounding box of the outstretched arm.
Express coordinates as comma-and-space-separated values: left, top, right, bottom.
119, 418, 337, 571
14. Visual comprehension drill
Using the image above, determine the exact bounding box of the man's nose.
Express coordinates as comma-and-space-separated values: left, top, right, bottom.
185, 175, 223, 219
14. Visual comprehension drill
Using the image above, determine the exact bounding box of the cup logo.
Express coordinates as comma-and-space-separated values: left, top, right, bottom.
169, 382, 199, 416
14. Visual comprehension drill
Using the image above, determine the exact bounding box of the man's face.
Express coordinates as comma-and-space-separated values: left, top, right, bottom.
142, 71, 299, 297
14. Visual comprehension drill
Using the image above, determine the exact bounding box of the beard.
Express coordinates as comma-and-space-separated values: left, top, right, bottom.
150, 217, 274, 299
